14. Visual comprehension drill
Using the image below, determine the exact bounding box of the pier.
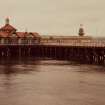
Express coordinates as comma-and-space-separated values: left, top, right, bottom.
0, 39, 105, 65
0, 18, 105, 65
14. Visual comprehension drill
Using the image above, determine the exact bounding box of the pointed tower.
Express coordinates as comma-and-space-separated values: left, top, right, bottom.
78, 24, 85, 36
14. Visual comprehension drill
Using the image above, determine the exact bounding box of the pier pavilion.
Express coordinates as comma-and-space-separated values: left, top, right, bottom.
0, 18, 40, 45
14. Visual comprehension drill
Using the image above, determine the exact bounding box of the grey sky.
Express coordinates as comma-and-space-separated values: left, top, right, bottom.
0, 0, 105, 36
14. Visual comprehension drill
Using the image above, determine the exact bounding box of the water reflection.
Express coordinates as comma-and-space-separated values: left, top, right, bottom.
0, 58, 105, 105
0, 57, 40, 74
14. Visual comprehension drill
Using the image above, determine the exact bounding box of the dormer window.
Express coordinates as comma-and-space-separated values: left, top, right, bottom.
12, 33, 17, 37
9, 33, 18, 38
26, 33, 34, 38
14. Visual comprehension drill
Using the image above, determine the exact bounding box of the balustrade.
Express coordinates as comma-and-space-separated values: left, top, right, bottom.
0, 38, 40, 45
0, 38, 105, 47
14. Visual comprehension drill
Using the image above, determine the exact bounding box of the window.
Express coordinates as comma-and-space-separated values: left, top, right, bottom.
0, 38, 4, 44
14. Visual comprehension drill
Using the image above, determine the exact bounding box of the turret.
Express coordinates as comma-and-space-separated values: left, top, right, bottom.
78, 24, 85, 36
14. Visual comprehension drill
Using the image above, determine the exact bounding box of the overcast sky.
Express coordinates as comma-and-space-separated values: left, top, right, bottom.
0, 0, 105, 36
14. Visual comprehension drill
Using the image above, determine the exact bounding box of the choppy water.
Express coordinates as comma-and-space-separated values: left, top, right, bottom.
0, 58, 105, 105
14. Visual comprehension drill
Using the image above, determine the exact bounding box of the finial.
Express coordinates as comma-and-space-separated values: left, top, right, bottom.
25, 28, 28, 33
80, 24, 83, 28
5, 17, 9, 25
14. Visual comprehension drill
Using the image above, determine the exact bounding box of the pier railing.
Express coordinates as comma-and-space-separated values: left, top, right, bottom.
0, 39, 105, 47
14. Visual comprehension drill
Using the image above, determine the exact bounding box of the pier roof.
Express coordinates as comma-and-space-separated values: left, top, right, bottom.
0, 24, 17, 32
17, 32, 40, 38
0, 32, 9, 37
0, 18, 40, 38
